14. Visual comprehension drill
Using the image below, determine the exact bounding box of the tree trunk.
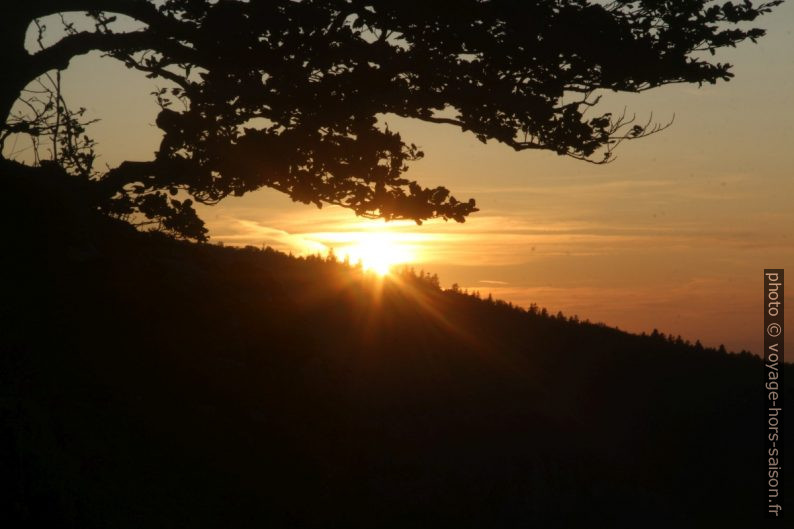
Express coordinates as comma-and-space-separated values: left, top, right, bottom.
0, 1, 154, 135
0, 7, 37, 130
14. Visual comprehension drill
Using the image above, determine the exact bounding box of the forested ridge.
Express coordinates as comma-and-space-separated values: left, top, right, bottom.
1, 161, 790, 528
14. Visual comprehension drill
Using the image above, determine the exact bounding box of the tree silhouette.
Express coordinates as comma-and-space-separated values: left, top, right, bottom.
0, 0, 782, 239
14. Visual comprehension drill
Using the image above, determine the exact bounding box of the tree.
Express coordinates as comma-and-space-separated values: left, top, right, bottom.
0, 0, 782, 240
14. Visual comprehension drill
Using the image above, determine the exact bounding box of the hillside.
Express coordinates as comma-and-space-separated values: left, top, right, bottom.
1, 165, 791, 528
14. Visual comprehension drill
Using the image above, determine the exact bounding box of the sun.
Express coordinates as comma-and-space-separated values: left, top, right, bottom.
339, 232, 413, 276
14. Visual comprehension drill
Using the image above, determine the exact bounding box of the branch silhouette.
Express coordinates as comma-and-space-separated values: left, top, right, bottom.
0, 0, 783, 239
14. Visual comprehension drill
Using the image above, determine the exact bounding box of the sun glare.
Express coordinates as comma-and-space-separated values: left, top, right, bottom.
338, 232, 414, 276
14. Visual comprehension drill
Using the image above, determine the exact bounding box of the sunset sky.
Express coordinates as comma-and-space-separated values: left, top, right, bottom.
6, 3, 793, 354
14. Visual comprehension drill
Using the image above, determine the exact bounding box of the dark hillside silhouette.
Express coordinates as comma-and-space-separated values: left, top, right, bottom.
1, 168, 791, 528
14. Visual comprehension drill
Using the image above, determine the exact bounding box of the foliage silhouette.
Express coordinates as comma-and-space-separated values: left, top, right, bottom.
0, 0, 782, 239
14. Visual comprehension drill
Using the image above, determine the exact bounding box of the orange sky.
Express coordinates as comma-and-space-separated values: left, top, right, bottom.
4, 4, 793, 354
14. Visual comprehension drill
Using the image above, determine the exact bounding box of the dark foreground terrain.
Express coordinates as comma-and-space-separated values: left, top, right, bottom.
1, 167, 791, 528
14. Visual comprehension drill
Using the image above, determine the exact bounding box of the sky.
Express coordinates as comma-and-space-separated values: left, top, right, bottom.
6, 2, 793, 354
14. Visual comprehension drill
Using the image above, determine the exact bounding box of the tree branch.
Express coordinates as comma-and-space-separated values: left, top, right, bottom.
27, 28, 196, 85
